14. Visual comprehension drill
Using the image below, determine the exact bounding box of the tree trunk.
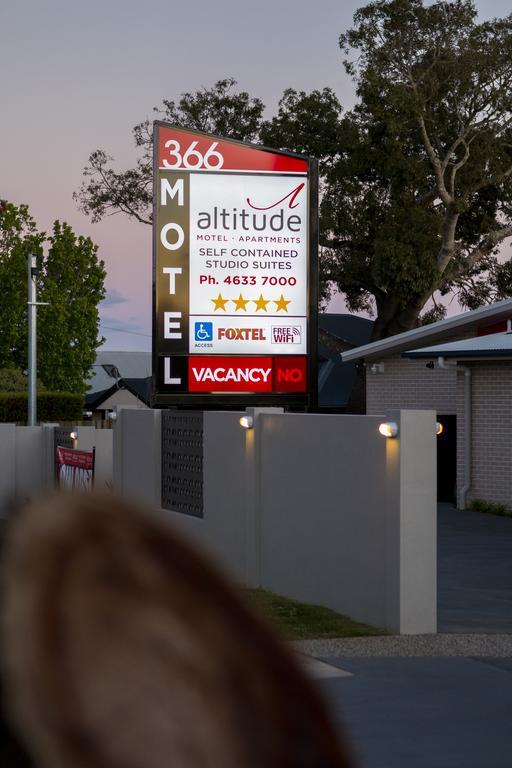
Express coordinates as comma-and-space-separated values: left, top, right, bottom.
371, 294, 430, 342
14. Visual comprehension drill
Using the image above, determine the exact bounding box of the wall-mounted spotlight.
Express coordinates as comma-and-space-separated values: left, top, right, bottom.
239, 415, 254, 429
378, 421, 398, 438
436, 422, 444, 436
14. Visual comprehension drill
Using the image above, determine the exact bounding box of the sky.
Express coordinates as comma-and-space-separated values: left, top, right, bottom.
2, 0, 511, 352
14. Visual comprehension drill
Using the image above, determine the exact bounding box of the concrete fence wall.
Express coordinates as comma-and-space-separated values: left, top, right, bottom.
0, 411, 436, 635
113, 407, 437, 635
258, 412, 389, 629
0, 424, 57, 510
0, 423, 114, 513
76, 426, 114, 492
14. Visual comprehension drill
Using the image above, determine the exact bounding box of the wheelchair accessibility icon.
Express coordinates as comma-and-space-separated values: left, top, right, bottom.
194, 322, 213, 342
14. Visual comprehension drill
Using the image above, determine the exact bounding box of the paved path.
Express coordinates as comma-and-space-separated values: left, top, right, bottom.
438, 504, 512, 633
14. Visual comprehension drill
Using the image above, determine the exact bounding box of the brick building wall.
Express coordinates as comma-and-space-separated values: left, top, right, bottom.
367, 356, 458, 415
457, 362, 512, 508
363, 330, 512, 509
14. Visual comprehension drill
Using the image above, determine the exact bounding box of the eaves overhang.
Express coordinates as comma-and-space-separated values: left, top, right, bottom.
340, 299, 512, 363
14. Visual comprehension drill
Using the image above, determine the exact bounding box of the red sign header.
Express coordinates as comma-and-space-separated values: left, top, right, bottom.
157, 125, 308, 174
56, 447, 94, 469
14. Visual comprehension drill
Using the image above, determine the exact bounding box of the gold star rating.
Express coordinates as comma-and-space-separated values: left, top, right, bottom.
274, 294, 291, 312
232, 293, 249, 311
211, 293, 229, 311
253, 294, 270, 312
209, 293, 291, 313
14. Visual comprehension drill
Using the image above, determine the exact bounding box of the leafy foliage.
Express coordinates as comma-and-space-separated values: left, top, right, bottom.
0, 202, 106, 395
333, 0, 512, 337
0, 368, 29, 392
38, 222, 106, 394
74, 79, 265, 225
0, 202, 44, 367
75, 6, 512, 338
470, 498, 511, 517
0, 392, 83, 423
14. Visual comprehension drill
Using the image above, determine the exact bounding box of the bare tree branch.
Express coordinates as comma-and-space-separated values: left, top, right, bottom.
437, 207, 460, 271
418, 116, 452, 205
464, 224, 512, 270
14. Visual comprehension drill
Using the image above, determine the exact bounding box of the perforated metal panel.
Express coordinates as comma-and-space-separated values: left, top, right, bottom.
54, 428, 74, 451
162, 411, 204, 517
54, 427, 74, 484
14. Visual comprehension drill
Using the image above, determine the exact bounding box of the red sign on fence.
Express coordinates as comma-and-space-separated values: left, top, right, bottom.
56, 447, 95, 490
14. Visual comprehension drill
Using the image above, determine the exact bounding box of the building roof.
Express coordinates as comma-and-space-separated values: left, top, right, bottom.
403, 331, 512, 360
89, 317, 372, 410
317, 315, 373, 408
85, 376, 152, 409
340, 299, 512, 363
87, 351, 152, 394
318, 313, 373, 348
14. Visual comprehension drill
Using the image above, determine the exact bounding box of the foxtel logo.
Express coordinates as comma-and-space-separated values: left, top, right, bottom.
189, 356, 273, 392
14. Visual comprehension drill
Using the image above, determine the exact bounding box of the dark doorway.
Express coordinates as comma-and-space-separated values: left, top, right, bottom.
437, 414, 456, 503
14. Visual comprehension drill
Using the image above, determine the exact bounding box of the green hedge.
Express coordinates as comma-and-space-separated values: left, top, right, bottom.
0, 392, 84, 423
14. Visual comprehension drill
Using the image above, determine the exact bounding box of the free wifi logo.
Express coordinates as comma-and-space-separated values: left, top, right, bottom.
271, 326, 302, 344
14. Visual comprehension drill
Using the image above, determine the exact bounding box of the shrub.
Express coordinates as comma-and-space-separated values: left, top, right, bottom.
0, 392, 83, 423
470, 498, 511, 518
0, 368, 29, 392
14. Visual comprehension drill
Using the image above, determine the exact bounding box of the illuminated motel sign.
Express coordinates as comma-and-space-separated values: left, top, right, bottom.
152, 122, 318, 407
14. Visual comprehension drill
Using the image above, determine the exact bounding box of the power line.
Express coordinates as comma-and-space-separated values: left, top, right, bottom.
100, 323, 151, 338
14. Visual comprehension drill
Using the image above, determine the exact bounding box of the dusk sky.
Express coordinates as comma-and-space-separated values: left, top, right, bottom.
2, 0, 511, 352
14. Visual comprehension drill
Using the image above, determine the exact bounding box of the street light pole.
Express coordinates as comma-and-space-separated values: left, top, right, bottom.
27, 253, 38, 426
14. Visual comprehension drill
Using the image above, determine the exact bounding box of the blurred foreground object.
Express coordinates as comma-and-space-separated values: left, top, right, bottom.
1, 493, 354, 768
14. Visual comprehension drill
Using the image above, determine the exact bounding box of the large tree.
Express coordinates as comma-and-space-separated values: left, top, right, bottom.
0, 202, 106, 394
74, 78, 264, 225
38, 221, 106, 393
0, 202, 44, 368
75, 3, 512, 339
334, 0, 512, 338
263, 1, 512, 338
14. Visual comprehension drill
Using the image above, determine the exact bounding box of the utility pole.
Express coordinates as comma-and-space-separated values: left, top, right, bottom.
27, 253, 38, 426
27, 254, 48, 425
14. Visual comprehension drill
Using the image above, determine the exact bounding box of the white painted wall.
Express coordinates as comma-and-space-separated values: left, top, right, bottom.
0, 424, 57, 514
114, 407, 437, 634
76, 426, 114, 491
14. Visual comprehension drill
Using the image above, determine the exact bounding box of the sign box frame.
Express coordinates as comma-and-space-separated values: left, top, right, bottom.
152, 121, 318, 409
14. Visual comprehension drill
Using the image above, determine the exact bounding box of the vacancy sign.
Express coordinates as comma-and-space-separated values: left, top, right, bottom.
153, 121, 318, 406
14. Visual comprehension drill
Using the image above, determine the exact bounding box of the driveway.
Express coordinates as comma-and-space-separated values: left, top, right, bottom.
296, 505, 512, 768
315, 656, 512, 768
438, 503, 512, 633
